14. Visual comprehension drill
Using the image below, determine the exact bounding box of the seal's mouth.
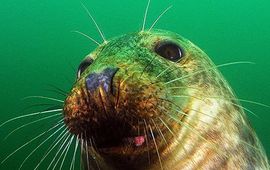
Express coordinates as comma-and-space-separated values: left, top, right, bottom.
64, 91, 165, 156
70, 114, 162, 155
98, 135, 158, 156
63, 66, 171, 160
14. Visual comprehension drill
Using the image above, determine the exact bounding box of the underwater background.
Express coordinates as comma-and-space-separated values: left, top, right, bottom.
0, 0, 269, 169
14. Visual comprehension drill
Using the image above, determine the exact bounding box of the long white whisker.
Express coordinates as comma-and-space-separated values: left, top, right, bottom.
3, 113, 62, 141
89, 138, 100, 170
72, 30, 101, 46
158, 105, 209, 125
159, 117, 198, 167
22, 96, 64, 103
149, 5, 173, 31
237, 99, 270, 108
0, 109, 62, 128
70, 136, 79, 170
164, 111, 221, 154
51, 134, 73, 170
142, 0, 151, 31
59, 135, 75, 170
47, 133, 71, 170
149, 125, 163, 170
162, 94, 202, 101
159, 117, 177, 139
151, 119, 168, 145
18, 124, 66, 170
165, 61, 255, 85
85, 135, 90, 170
171, 94, 267, 117
46, 84, 68, 97
81, 2, 106, 43
1, 120, 63, 164
80, 136, 84, 170
143, 119, 151, 165
34, 130, 69, 170
231, 102, 259, 118
91, 137, 99, 153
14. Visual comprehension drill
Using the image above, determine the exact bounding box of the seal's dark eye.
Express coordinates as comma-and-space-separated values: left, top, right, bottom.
77, 57, 93, 79
155, 42, 183, 62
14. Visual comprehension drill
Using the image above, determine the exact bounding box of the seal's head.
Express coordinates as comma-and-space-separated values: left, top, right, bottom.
63, 30, 268, 169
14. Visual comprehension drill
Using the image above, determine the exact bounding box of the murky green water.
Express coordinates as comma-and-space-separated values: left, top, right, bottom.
0, 0, 269, 169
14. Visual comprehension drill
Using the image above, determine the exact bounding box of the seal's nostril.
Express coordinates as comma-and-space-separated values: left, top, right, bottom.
85, 67, 119, 93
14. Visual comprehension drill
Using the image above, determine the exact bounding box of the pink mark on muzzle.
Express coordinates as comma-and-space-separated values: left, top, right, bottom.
134, 136, 145, 147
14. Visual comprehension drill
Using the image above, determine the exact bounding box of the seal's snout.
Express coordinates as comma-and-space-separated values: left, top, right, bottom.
85, 67, 119, 94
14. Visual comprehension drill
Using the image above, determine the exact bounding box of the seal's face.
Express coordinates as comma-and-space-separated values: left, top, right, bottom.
63, 29, 221, 168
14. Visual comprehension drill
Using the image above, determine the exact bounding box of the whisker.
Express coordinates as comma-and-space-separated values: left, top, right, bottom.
204, 95, 270, 116
1, 120, 63, 164
140, 54, 157, 78
80, 2, 106, 43
34, 130, 69, 170
166, 86, 201, 91
50, 133, 73, 170
158, 105, 210, 125
230, 102, 259, 118
22, 96, 64, 103
85, 134, 90, 170
159, 116, 195, 166
18, 124, 66, 170
239, 139, 262, 152
158, 97, 219, 121
170, 94, 266, 118
160, 116, 197, 166
20, 103, 62, 113
45, 86, 68, 97
142, 0, 151, 31
236, 99, 270, 109
163, 110, 223, 156
91, 136, 99, 153
156, 66, 171, 79
149, 123, 163, 170
151, 119, 168, 146
3, 113, 62, 141
165, 61, 255, 85
47, 133, 71, 170
89, 138, 100, 170
70, 136, 79, 170
162, 94, 202, 101
47, 84, 68, 96
143, 119, 151, 165
137, 119, 140, 136
80, 137, 84, 170
149, 5, 173, 31
158, 117, 177, 139
72, 30, 101, 46
187, 94, 270, 109
160, 93, 263, 148
59, 135, 75, 170
0, 108, 62, 128
159, 115, 198, 166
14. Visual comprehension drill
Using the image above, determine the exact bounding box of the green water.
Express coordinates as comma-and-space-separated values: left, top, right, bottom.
0, 0, 269, 169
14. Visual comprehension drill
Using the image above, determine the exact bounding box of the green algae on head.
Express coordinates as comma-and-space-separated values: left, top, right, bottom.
63, 29, 269, 169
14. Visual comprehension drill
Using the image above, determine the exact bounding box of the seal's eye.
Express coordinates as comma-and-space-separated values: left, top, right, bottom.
155, 42, 183, 62
77, 57, 93, 79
